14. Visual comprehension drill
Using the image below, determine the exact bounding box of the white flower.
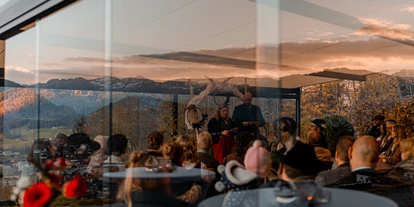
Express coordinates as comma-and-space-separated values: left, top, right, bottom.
12, 187, 20, 195
16, 176, 32, 189
10, 194, 16, 201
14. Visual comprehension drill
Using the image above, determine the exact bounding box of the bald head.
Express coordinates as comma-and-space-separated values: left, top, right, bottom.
244, 92, 253, 106
349, 135, 379, 171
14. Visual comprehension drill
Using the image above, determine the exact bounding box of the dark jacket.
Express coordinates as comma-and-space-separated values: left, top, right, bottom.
368, 124, 384, 139
129, 191, 190, 207
232, 104, 265, 135
328, 168, 379, 190
207, 117, 236, 144
196, 151, 220, 171
315, 163, 351, 187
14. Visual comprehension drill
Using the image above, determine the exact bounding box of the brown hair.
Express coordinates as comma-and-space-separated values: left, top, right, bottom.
147, 131, 164, 150
336, 136, 356, 163
117, 151, 169, 205
400, 138, 414, 161
161, 142, 184, 166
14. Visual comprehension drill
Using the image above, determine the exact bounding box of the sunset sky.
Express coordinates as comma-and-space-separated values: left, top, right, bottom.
4, 0, 414, 84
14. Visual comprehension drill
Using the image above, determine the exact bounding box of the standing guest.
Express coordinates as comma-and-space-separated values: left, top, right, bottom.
380, 119, 396, 153
208, 104, 237, 164
307, 119, 331, 161
315, 136, 355, 186
146, 131, 164, 157
369, 115, 386, 139
232, 92, 265, 137
223, 131, 255, 165
380, 124, 406, 166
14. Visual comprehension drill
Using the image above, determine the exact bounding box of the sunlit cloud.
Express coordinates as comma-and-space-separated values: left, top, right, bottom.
355, 18, 414, 40
401, 7, 414, 12
5, 65, 34, 74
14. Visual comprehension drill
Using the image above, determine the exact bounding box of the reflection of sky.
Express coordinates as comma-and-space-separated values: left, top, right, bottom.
5, 0, 414, 84
0, 0, 10, 8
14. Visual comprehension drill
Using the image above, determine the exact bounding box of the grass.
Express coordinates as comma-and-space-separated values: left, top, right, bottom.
2, 126, 73, 149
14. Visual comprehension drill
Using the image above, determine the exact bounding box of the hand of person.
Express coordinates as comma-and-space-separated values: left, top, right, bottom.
379, 154, 385, 159
222, 130, 229, 135
243, 121, 250, 126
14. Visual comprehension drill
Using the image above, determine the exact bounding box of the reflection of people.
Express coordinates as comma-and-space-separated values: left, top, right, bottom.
307, 119, 331, 161
232, 92, 265, 137
117, 151, 189, 207
380, 124, 406, 166
368, 115, 385, 139
146, 131, 164, 157
207, 104, 237, 164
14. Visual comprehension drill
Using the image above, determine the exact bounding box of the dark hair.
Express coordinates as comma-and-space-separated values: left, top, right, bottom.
336, 136, 356, 163
275, 117, 297, 136
67, 133, 91, 146
161, 141, 184, 166
233, 132, 255, 157
283, 164, 305, 179
107, 134, 128, 156
146, 131, 164, 150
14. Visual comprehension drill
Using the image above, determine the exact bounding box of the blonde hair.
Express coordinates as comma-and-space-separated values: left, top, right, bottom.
400, 138, 414, 161
393, 124, 406, 140
197, 132, 213, 151
161, 141, 183, 166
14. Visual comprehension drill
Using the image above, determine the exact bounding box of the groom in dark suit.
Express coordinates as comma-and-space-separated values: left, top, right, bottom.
232, 92, 265, 137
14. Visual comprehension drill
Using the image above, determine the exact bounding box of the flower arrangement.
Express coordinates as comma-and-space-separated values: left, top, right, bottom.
11, 158, 88, 207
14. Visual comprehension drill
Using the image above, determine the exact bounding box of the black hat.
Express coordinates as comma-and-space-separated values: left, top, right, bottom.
281, 142, 320, 176
310, 119, 326, 130
372, 115, 385, 121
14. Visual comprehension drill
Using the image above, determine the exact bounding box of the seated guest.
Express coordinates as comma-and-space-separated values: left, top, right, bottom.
387, 138, 414, 179
328, 136, 380, 188
315, 136, 355, 186
223, 132, 255, 165
146, 131, 164, 157
103, 134, 128, 202
162, 141, 184, 166
88, 135, 109, 176
196, 132, 220, 171
176, 135, 201, 169
262, 139, 321, 187
104, 134, 128, 171
244, 140, 272, 184
380, 124, 406, 166
379, 120, 396, 153
273, 117, 300, 153
117, 151, 189, 207
307, 119, 331, 161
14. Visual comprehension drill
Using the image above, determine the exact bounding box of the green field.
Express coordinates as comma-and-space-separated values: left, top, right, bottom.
1, 126, 73, 149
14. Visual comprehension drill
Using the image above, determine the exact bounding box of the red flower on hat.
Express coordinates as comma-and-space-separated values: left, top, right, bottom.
63, 174, 88, 199
23, 182, 53, 207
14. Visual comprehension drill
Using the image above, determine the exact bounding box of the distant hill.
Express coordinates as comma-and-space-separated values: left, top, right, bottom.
0, 88, 79, 137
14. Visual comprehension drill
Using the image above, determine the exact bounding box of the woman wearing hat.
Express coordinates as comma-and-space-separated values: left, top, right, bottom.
208, 104, 237, 164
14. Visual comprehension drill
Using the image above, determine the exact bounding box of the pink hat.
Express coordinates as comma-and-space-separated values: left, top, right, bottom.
244, 140, 271, 177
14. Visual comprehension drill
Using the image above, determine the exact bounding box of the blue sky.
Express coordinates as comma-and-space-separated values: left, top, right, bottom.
4, 0, 414, 84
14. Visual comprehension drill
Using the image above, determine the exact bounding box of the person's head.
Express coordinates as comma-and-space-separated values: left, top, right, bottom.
146, 131, 164, 150
27, 138, 54, 164
244, 140, 271, 178
216, 105, 230, 119
278, 142, 320, 181
233, 132, 256, 157
349, 135, 379, 171
243, 92, 253, 106
372, 115, 385, 126
391, 124, 406, 140
335, 136, 356, 165
274, 117, 297, 138
307, 119, 327, 148
175, 134, 196, 149
386, 120, 396, 133
118, 151, 170, 203
52, 133, 67, 146
197, 132, 213, 151
161, 141, 184, 166
399, 138, 414, 161
107, 134, 128, 156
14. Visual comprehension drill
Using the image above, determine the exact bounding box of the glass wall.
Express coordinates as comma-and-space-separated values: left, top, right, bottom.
1, 0, 414, 206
